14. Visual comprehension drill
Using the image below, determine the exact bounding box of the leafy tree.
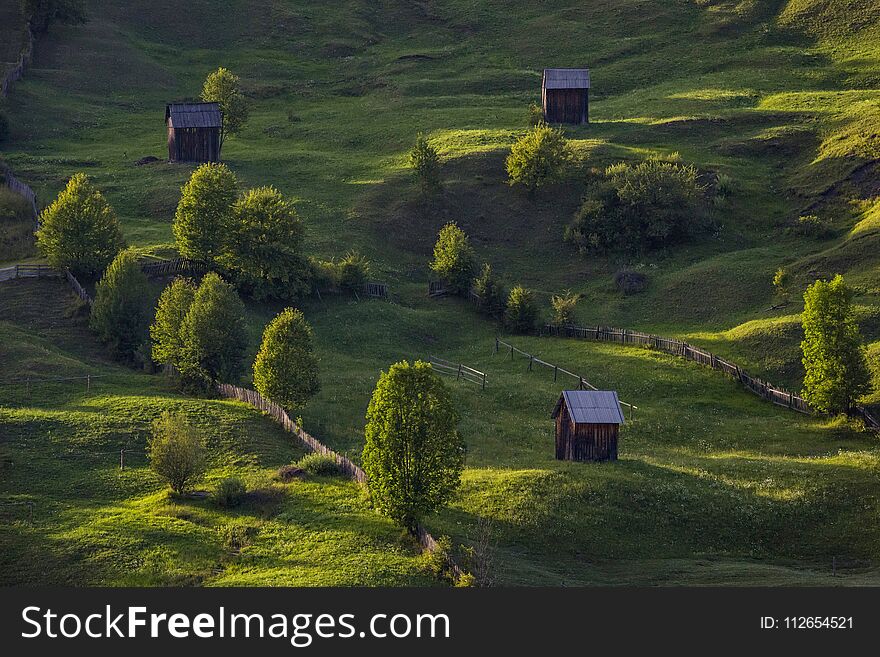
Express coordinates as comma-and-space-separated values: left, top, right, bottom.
801, 275, 872, 414
89, 248, 151, 362
362, 360, 465, 531
409, 133, 441, 197
178, 272, 248, 388
172, 163, 237, 264
201, 67, 250, 152
773, 267, 790, 296
150, 277, 197, 370
253, 308, 320, 410
35, 173, 124, 277
506, 122, 571, 192
148, 411, 207, 495
472, 263, 506, 319
220, 186, 310, 300
550, 290, 580, 326
336, 251, 371, 293
430, 222, 476, 296
505, 285, 539, 334
20, 0, 85, 34
565, 157, 707, 253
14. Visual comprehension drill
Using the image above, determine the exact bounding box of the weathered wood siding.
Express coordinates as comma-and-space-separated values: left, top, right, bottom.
555, 403, 618, 462
167, 123, 221, 163
543, 88, 589, 124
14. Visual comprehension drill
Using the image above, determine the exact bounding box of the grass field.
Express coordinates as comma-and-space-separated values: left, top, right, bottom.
2, 0, 880, 585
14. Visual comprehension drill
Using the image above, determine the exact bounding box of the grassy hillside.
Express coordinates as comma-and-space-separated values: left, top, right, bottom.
2, 0, 880, 585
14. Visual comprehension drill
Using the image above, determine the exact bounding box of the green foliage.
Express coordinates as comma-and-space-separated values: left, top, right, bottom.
150, 277, 196, 370
89, 248, 151, 362
336, 251, 371, 292
773, 267, 790, 295
201, 67, 250, 150
148, 411, 207, 495
178, 272, 248, 388
253, 308, 320, 411
296, 452, 342, 477
35, 173, 124, 277
20, 0, 85, 33
409, 133, 442, 196
527, 101, 543, 126
613, 270, 648, 296
362, 360, 465, 530
505, 122, 571, 191
0, 186, 35, 261
565, 158, 707, 253
505, 285, 539, 334
212, 477, 247, 508
550, 289, 580, 326
472, 263, 506, 319
789, 214, 834, 239
430, 222, 477, 296
801, 275, 872, 413
219, 522, 259, 550
220, 186, 310, 301
172, 163, 237, 264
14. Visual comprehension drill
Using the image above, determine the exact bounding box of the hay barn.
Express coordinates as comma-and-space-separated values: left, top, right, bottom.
542, 68, 590, 124
165, 102, 222, 163
551, 390, 623, 462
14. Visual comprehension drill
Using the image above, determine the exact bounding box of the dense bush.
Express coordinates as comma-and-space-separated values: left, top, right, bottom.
788, 214, 834, 239
212, 477, 247, 508
296, 453, 342, 477
613, 270, 648, 296
565, 157, 708, 253
219, 522, 259, 550
527, 102, 543, 127
150, 277, 197, 371
506, 122, 571, 191
253, 308, 320, 411
220, 185, 310, 301
89, 248, 151, 363
35, 173, 125, 277
363, 360, 465, 530
409, 133, 442, 197
336, 251, 371, 292
148, 411, 207, 495
772, 267, 790, 296
472, 263, 506, 319
430, 222, 476, 296
550, 290, 579, 326
201, 67, 250, 152
173, 163, 238, 263
505, 285, 539, 334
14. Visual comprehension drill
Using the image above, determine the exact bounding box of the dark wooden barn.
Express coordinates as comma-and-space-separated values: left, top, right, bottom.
542, 68, 590, 124
165, 102, 222, 163
551, 390, 624, 462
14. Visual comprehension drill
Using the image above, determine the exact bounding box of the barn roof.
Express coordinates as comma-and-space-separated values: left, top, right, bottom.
552, 390, 624, 424
543, 68, 591, 89
165, 102, 222, 129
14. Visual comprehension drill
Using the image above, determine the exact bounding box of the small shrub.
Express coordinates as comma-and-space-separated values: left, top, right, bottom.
505, 285, 539, 334
409, 132, 442, 196
310, 258, 338, 294
336, 251, 371, 292
472, 263, 506, 319
422, 535, 457, 583
148, 412, 207, 496
550, 290, 580, 326
296, 452, 342, 476
614, 270, 648, 296
276, 464, 306, 482
788, 214, 834, 239
219, 523, 259, 551
244, 486, 286, 517
506, 122, 572, 191
212, 477, 247, 508
773, 267, 790, 296
527, 101, 543, 126
430, 222, 477, 296
454, 572, 477, 587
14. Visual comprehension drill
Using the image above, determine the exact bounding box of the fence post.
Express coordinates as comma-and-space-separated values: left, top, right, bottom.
528, 357, 533, 372
579, 377, 584, 390
494, 337, 499, 354
457, 364, 462, 381
482, 372, 486, 390
554, 365, 558, 382
87, 374, 90, 391
119, 449, 125, 471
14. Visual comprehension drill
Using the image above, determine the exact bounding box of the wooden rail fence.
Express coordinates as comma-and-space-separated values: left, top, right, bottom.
139, 257, 210, 278
428, 356, 487, 389
0, 25, 34, 98
216, 383, 463, 577
2, 168, 39, 224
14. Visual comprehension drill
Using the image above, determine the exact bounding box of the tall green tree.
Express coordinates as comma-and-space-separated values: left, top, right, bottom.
89, 248, 151, 362
178, 272, 247, 388
505, 285, 539, 334
220, 186, 310, 300
35, 173, 124, 277
253, 308, 320, 410
801, 275, 872, 413
362, 360, 465, 531
430, 222, 476, 296
409, 133, 442, 197
201, 67, 250, 153
150, 277, 197, 370
506, 122, 571, 192
172, 163, 237, 264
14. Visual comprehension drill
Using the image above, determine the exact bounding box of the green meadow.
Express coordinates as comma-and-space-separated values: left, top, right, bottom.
2, 0, 880, 585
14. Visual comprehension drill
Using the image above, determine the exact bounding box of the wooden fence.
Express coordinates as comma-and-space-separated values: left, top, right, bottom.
428, 280, 447, 297
363, 281, 389, 299
429, 356, 487, 389
139, 258, 209, 278
0, 25, 34, 98
542, 324, 859, 421
2, 168, 39, 223
0, 263, 58, 282
216, 382, 463, 577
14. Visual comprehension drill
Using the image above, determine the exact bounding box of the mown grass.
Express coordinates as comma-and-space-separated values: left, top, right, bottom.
2, 1, 880, 584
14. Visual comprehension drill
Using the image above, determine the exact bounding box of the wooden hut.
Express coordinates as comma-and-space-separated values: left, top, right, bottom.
542, 68, 590, 124
165, 102, 222, 163
551, 390, 623, 462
